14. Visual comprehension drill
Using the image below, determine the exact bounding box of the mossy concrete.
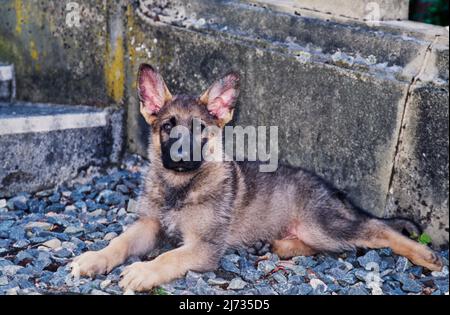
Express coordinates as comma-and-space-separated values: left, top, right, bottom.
0, 0, 126, 106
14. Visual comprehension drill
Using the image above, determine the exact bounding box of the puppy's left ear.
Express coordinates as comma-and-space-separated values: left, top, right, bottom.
200, 71, 240, 127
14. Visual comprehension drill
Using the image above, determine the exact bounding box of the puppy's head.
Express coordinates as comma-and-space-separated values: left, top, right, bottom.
138, 64, 240, 173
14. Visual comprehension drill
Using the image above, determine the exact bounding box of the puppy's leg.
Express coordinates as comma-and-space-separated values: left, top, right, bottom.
119, 242, 219, 292
272, 239, 316, 258
354, 219, 443, 271
72, 217, 160, 277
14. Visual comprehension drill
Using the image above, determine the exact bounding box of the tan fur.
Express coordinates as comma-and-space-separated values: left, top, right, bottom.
272, 239, 317, 258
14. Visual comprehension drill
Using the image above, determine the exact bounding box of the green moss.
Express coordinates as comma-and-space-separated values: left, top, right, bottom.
0, 35, 24, 67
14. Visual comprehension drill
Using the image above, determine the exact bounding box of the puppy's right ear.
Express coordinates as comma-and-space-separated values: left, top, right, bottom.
138, 64, 173, 125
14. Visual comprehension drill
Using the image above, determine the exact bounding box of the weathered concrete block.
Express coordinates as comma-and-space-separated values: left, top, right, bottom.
248, 0, 410, 21
0, 0, 126, 106
0, 103, 124, 197
386, 83, 449, 246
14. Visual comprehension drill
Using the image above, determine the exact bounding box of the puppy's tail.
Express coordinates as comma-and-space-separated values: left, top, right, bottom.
381, 217, 422, 238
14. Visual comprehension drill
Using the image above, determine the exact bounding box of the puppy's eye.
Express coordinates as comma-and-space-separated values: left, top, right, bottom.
162, 122, 173, 133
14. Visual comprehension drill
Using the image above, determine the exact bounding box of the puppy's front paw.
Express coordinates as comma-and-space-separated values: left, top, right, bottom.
119, 262, 161, 292
72, 251, 113, 278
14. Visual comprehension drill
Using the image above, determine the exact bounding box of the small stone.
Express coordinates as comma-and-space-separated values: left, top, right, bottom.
88, 209, 106, 217
293, 256, 317, 268
227, 278, 248, 290
116, 185, 129, 194
433, 279, 449, 293
117, 208, 127, 217
290, 265, 308, 276
13, 239, 30, 249
78, 185, 92, 194
255, 284, 278, 295
7, 195, 29, 211
104, 232, 118, 241
25, 222, 53, 231
380, 257, 396, 270
257, 260, 277, 274
97, 190, 124, 206
203, 272, 216, 280
33, 252, 52, 270
220, 257, 240, 274
35, 190, 53, 197
431, 266, 448, 278
0, 199, 6, 208
48, 193, 61, 203
354, 269, 369, 281
45, 204, 65, 213
61, 191, 72, 198
62, 242, 77, 252
65, 205, 77, 212
64, 226, 84, 235
357, 250, 381, 268
337, 273, 358, 286
297, 283, 313, 295
208, 278, 228, 286
74, 201, 87, 211
54, 248, 73, 258
100, 279, 112, 290
396, 274, 423, 293
408, 266, 423, 277
127, 199, 139, 213
6, 287, 19, 295
0, 276, 8, 286
87, 241, 108, 251
310, 278, 327, 294
395, 257, 411, 273
9, 227, 25, 241
272, 272, 287, 284
240, 265, 262, 282
1, 265, 24, 276
224, 254, 240, 264
347, 283, 370, 295
91, 289, 109, 295
14, 251, 34, 265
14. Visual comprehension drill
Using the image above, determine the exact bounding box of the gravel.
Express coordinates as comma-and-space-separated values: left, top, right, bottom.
0, 154, 448, 295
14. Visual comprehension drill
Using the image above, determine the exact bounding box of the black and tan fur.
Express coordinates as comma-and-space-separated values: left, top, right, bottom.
72, 64, 443, 292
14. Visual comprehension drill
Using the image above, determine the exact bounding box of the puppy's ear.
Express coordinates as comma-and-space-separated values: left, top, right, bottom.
200, 71, 240, 127
138, 64, 173, 125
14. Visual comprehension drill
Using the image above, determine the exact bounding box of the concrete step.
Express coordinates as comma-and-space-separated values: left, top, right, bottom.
0, 102, 123, 198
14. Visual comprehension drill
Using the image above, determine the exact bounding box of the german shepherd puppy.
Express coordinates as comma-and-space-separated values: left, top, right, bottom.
72, 64, 443, 292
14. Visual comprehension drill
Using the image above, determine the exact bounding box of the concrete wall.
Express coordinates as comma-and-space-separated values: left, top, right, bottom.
0, 0, 448, 245
248, 0, 410, 22
0, 0, 126, 106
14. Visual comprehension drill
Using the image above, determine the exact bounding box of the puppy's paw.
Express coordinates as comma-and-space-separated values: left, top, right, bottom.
119, 262, 161, 292
423, 250, 443, 272
72, 251, 113, 278
412, 246, 444, 272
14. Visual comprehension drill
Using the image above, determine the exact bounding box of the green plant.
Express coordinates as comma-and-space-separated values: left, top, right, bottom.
153, 287, 169, 295
418, 233, 433, 245
410, 0, 449, 26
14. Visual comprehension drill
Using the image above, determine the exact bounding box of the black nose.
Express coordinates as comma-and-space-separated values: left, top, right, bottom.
161, 136, 203, 172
